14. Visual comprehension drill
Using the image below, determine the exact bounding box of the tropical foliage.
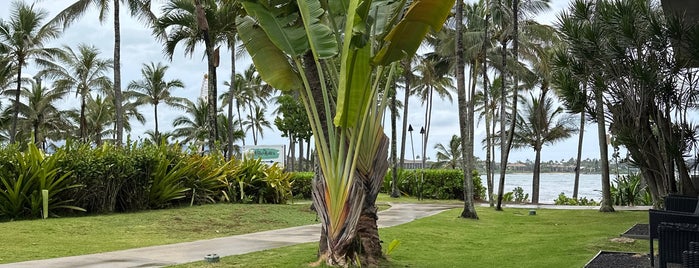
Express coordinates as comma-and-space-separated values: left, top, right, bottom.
0, 141, 295, 221
554, 0, 699, 207
237, 0, 453, 265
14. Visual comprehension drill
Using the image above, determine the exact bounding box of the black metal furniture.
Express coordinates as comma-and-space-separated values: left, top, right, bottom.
683, 242, 699, 268
665, 195, 699, 213
658, 223, 699, 268
649, 195, 699, 267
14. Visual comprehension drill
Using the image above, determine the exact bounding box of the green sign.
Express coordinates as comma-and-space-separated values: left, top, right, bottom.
252, 148, 280, 160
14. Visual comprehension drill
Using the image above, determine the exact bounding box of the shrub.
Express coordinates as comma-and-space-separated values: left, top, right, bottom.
383, 169, 485, 200
611, 173, 651, 206
0, 143, 84, 219
553, 192, 599, 206
180, 154, 227, 205
512, 186, 529, 203
290, 172, 314, 199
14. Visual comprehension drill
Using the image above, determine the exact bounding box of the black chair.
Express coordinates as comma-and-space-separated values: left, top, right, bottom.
666, 195, 699, 213
682, 242, 699, 268
649, 210, 699, 266
658, 223, 699, 268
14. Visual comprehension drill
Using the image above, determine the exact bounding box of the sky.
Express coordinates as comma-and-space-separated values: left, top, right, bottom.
0, 0, 607, 163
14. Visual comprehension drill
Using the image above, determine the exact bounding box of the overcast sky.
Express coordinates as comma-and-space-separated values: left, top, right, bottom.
0, 0, 610, 163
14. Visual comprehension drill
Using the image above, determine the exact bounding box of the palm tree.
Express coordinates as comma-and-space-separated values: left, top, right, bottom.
243, 106, 271, 146
412, 55, 454, 172
433, 135, 463, 169
555, 0, 615, 211
491, 0, 551, 210
127, 62, 185, 141
512, 91, 577, 204
52, 0, 158, 146
172, 98, 209, 151
63, 94, 113, 145
3, 77, 69, 150
221, 64, 273, 145
37, 44, 112, 142
0, 1, 61, 144
156, 0, 238, 152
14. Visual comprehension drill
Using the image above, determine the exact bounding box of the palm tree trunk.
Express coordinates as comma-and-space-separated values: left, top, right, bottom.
456, 0, 477, 219
194, 0, 218, 152
80, 95, 87, 142
595, 82, 614, 212
248, 101, 257, 145
482, 13, 494, 207
496, 42, 508, 211
533, 145, 542, 204
227, 46, 236, 161
237, 103, 245, 146
289, 134, 295, 171
113, 0, 124, 146
154, 104, 159, 140
573, 112, 584, 199
391, 84, 400, 198
299, 138, 304, 171
399, 59, 411, 169
10, 60, 22, 144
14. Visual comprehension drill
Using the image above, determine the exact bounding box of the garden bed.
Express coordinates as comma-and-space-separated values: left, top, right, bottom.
584, 251, 650, 268
621, 223, 650, 240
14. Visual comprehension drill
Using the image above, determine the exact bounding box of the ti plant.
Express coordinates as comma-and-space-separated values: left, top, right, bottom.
237, 0, 453, 265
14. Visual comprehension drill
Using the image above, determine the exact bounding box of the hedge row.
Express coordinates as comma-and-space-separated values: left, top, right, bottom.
289, 169, 485, 202
0, 142, 295, 220
383, 169, 486, 200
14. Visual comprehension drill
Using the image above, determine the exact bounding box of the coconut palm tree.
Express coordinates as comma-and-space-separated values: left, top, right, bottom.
412, 55, 454, 173
3, 77, 69, 150
64, 94, 114, 145
172, 98, 209, 151
512, 91, 577, 203
127, 62, 185, 141
243, 106, 271, 146
0, 1, 61, 144
52, 0, 159, 146
433, 135, 462, 169
37, 44, 112, 142
221, 64, 273, 145
155, 0, 238, 152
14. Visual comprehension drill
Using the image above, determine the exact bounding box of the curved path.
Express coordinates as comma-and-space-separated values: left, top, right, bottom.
0, 203, 461, 268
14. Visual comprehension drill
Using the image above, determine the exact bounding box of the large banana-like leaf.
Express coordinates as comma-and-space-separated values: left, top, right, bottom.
370, 0, 406, 40
297, 0, 338, 59
373, 0, 455, 66
241, 1, 308, 57
236, 16, 302, 91
334, 0, 373, 128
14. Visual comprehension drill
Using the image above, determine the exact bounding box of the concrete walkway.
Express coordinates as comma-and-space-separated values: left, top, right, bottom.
0, 203, 461, 268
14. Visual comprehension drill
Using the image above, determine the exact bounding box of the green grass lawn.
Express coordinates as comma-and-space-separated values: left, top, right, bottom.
0, 203, 317, 264
173, 207, 648, 268
0, 199, 649, 268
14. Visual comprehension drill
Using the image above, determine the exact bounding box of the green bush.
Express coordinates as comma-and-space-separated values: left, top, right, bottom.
290, 172, 314, 199
0, 143, 84, 219
611, 173, 651, 206
1, 141, 297, 220
383, 169, 485, 200
58, 142, 140, 213
553, 192, 599, 206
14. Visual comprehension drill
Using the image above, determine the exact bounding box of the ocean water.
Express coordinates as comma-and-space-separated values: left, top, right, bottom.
482, 173, 603, 204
